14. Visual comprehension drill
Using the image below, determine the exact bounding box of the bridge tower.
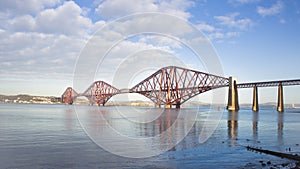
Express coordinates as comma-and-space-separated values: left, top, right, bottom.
130, 66, 229, 109
61, 87, 78, 105
227, 77, 239, 111
82, 81, 120, 106
252, 85, 259, 112
277, 83, 284, 112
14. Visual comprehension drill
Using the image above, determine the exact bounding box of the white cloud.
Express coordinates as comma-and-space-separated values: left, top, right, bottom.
111, 49, 187, 89
73, 13, 219, 91
195, 22, 241, 42
214, 13, 253, 30
208, 32, 224, 39
0, 0, 240, 80
257, 1, 283, 17
97, 14, 194, 38
197, 22, 215, 32
92, 20, 106, 32
0, 0, 61, 16
0, 30, 86, 79
138, 35, 182, 49
95, 0, 194, 20
226, 31, 240, 38
0, 0, 244, 95
158, 0, 194, 19
96, 0, 157, 19
35, 1, 92, 36
2, 1, 92, 37
9, 15, 36, 32
207, 31, 240, 40
0, 62, 12, 66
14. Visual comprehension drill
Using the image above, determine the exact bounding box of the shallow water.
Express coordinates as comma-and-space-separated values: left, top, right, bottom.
0, 103, 299, 168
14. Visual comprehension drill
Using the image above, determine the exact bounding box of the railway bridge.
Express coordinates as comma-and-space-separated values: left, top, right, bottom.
61, 66, 300, 112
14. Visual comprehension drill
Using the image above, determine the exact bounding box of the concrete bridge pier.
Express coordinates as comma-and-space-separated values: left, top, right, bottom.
277, 83, 284, 112
98, 103, 105, 106
227, 77, 239, 112
155, 104, 161, 108
175, 102, 181, 109
252, 85, 259, 112
164, 103, 181, 108
165, 104, 172, 108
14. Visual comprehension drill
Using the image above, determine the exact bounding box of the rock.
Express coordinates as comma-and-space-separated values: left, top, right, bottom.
267, 161, 271, 165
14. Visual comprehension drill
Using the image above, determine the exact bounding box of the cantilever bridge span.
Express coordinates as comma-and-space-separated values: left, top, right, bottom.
62, 66, 229, 108
61, 66, 300, 112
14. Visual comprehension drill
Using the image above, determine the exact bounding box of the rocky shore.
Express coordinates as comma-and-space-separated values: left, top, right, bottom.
244, 146, 300, 169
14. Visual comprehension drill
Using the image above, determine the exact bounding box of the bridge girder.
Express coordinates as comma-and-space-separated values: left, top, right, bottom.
62, 67, 300, 109
82, 81, 120, 106
61, 87, 78, 105
237, 79, 300, 88
130, 66, 229, 107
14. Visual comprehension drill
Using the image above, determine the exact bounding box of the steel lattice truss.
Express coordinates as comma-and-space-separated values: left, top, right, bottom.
61, 87, 78, 104
130, 66, 229, 106
237, 79, 300, 88
62, 66, 300, 106
82, 81, 120, 106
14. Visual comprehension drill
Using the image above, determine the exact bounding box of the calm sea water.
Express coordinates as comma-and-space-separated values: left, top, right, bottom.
0, 103, 300, 168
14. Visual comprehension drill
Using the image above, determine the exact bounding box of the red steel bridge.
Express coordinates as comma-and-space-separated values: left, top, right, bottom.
62, 66, 300, 112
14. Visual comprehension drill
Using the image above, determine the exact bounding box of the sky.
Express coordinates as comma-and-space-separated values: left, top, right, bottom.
0, 0, 300, 104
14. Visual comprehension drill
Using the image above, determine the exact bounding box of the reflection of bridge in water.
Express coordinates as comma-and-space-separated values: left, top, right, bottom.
227, 111, 284, 147
62, 66, 300, 112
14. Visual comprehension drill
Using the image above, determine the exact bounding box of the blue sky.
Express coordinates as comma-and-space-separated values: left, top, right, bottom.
0, 0, 300, 104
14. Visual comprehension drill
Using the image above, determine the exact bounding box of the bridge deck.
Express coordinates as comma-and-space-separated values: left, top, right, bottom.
237, 79, 300, 88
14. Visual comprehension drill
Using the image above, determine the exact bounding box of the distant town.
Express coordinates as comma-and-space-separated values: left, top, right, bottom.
0, 94, 61, 104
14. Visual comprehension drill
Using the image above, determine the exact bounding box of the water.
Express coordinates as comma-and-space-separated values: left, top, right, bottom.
0, 103, 300, 168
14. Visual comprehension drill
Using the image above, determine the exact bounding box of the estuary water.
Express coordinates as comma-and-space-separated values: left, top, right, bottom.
0, 103, 300, 168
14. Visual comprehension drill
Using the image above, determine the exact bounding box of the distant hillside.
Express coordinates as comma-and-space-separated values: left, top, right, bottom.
0, 94, 61, 104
